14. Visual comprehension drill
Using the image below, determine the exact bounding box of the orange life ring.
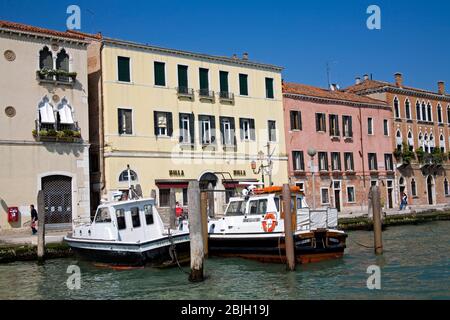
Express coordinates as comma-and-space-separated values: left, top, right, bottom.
262, 213, 278, 233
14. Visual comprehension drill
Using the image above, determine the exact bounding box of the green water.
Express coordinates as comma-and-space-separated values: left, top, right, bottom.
0, 221, 449, 300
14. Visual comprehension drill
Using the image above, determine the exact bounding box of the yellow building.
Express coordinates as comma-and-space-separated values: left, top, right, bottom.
90, 37, 288, 216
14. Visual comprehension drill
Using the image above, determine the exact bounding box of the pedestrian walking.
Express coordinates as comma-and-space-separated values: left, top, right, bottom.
30, 204, 38, 235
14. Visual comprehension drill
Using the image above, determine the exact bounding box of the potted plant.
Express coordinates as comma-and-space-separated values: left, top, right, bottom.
416, 147, 425, 164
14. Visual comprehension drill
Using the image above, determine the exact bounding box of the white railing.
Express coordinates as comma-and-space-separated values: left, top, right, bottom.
296, 208, 338, 231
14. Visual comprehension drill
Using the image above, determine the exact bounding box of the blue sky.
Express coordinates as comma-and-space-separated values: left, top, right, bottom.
1, 0, 449, 91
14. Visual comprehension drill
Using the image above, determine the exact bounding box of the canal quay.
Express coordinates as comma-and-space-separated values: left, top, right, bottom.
0, 221, 448, 300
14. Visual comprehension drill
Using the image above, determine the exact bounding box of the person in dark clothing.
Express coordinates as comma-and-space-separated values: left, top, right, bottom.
30, 205, 38, 235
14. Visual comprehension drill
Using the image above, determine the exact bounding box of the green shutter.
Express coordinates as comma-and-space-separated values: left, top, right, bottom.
239, 74, 248, 96
265, 78, 274, 99
178, 65, 188, 89
118, 56, 130, 82
154, 62, 166, 86
220, 71, 229, 93
199, 68, 209, 90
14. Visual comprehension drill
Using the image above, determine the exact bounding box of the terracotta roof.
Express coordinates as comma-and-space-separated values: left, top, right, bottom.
0, 20, 86, 41
283, 82, 388, 106
67, 30, 102, 40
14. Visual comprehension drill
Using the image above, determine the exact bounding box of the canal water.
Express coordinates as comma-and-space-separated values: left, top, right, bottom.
0, 221, 449, 300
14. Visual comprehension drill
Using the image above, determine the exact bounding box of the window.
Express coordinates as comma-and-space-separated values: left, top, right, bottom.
367, 118, 374, 135
249, 200, 267, 215
321, 188, 330, 205
119, 170, 138, 182
177, 65, 189, 92
117, 56, 131, 82
383, 119, 389, 136
331, 152, 341, 171
371, 180, 378, 187
199, 68, 209, 95
416, 101, 421, 121
95, 208, 111, 223
38, 96, 56, 129
268, 120, 277, 142
292, 151, 305, 171
405, 99, 411, 120
118, 109, 133, 135
179, 113, 193, 144
396, 130, 403, 150
347, 186, 356, 203
437, 104, 443, 123
368, 153, 378, 171
290, 111, 302, 130
220, 117, 235, 146
154, 111, 173, 137
447, 105, 450, 124
130, 207, 141, 228
265, 78, 274, 99
116, 209, 126, 230
144, 205, 154, 225
295, 182, 306, 193
421, 102, 426, 121
199, 115, 216, 145
411, 178, 417, 197
343, 116, 353, 138
56, 49, 70, 82
219, 71, 229, 94
385, 154, 394, 171
407, 131, 414, 151
225, 201, 246, 216
240, 118, 255, 141
344, 153, 354, 171
318, 152, 328, 171
444, 178, 449, 197
316, 113, 326, 132
159, 189, 170, 207
39, 46, 53, 71
239, 74, 248, 96
56, 99, 75, 129
427, 103, 432, 122
329, 114, 340, 137
154, 62, 166, 86
440, 135, 445, 152
183, 189, 188, 206
394, 97, 400, 119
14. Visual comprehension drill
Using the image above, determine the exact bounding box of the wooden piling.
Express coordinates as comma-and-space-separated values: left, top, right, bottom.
371, 186, 383, 255
282, 184, 296, 271
169, 188, 177, 230
188, 181, 204, 282
37, 190, 45, 263
207, 183, 215, 218
200, 192, 209, 257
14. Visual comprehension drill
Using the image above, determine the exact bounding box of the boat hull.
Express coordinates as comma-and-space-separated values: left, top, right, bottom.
208, 230, 347, 264
64, 234, 190, 267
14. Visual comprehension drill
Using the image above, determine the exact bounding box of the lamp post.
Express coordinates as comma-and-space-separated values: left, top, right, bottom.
251, 144, 274, 187
307, 148, 317, 209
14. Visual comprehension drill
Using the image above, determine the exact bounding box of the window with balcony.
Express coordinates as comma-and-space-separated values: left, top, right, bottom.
440, 135, 446, 152
239, 74, 249, 96
405, 99, 411, 120
117, 56, 131, 82
368, 153, 378, 171
318, 152, 329, 171
344, 152, 354, 172
290, 111, 302, 131
385, 154, 394, 171
329, 114, 340, 137
199, 68, 213, 99
292, 151, 305, 171
240, 118, 255, 141
394, 96, 400, 119
316, 113, 326, 132
367, 117, 374, 135
177, 65, 193, 97
268, 120, 277, 142
179, 113, 194, 144
331, 152, 341, 171
265, 78, 274, 99
199, 115, 216, 145
343, 116, 353, 138
154, 62, 166, 86
118, 108, 133, 135
219, 71, 233, 101
154, 111, 173, 137
56, 49, 70, 82
37, 47, 75, 84
220, 117, 236, 146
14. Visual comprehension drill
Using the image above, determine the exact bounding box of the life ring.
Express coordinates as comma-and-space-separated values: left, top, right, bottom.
262, 213, 278, 233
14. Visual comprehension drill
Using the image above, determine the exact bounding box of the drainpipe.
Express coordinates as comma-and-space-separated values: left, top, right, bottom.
99, 41, 106, 199
359, 106, 366, 188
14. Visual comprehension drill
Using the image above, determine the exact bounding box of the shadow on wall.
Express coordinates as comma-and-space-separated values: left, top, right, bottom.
43, 142, 86, 157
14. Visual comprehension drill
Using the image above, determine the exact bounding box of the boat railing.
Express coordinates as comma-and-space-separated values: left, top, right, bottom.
296, 207, 338, 231
72, 216, 93, 227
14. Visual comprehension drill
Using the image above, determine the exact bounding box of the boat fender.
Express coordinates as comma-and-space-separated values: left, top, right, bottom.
262, 213, 278, 233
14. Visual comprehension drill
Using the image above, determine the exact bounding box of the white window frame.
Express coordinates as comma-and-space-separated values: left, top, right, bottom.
393, 96, 401, 119
293, 151, 304, 171
222, 119, 232, 145
180, 114, 190, 143
117, 56, 132, 84
118, 107, 134, 136
201, 117, 212, 145
320, 187, 330, 205
344, 152, 354, 172
242, 119, 251, 141
405, 98, 411, 120
346, 186, 356, 203
156, 112, 168, 137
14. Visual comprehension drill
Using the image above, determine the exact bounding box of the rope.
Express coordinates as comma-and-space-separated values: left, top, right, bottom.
348, 237, 374, 249
168, 232, 190, 275
277, 233, 285, 264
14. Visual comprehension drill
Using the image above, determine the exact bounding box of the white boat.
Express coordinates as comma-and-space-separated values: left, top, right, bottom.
64, 197, 190, 267
208, 186, 348, 264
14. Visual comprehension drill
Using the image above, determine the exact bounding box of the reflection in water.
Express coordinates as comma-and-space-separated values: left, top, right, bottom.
0, 221, 449, 300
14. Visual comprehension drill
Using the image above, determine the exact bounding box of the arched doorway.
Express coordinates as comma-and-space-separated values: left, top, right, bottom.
41, 175, 72, 225
199, 172, 218, 190
426, 176, 435, 205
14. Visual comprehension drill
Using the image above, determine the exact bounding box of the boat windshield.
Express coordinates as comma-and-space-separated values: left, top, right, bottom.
225, 201, 246, 216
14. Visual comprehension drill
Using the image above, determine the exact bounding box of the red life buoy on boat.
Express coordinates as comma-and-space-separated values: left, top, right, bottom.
262, 213, 278, 233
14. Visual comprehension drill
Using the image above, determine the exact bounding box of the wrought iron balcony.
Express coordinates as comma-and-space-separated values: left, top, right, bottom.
199, 89, 215, 101
36, 69, 77, 85
219, 91, 235, 103
177, 87, 195, 99
33, 120, 82, 143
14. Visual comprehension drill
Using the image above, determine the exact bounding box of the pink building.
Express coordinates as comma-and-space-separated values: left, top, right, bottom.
283, 82, 394, 214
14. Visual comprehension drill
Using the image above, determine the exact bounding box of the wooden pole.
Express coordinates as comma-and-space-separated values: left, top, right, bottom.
188, 181, 204, 282
371, 186, 383, 255
282, 184, 296, 271
169, 188, 177, 230
200, 192, 209, 257
37, 190, 45, 263
207, 183, 215, 218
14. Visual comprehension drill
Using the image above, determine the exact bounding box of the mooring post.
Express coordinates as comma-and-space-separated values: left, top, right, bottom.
37, 190, 45, 263
200, 191, 209, 257
188, 181, 204, 282
371, 186, 383, 255
207, 182, 215, 218
169, 188, 177, 230
282, 184, 296, 271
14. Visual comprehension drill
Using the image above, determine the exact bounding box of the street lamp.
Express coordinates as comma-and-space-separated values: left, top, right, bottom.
307, 148, 317, 209
251, 145, 274, 187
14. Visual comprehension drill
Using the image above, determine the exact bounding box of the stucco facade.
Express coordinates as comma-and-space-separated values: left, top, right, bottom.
283, 83, 394, 214
0, 22, 90, 231
90, 38, 288, 217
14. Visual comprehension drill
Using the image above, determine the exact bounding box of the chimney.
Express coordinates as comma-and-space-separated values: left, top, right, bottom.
394, 72, 403, 87
363, 74, 369, 81
355, 77, 362, 85
330, 84, 339, 91
232, 54, 238, 60
242, 53, 249, 61
438, 81, 445, 95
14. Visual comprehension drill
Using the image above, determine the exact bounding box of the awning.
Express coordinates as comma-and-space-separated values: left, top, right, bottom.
155, 180, 192, 189
39, 101, 55, 123
57, 102, 74, 124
